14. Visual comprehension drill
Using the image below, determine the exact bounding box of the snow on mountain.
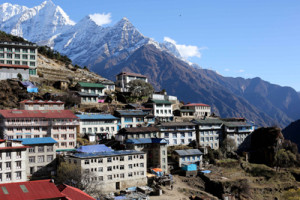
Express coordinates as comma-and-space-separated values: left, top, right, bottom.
0, 1, 191, 67
0, 0, 74, 43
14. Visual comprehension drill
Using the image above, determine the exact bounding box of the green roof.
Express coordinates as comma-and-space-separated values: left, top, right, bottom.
78, 82, 105, 88
151, 99, 172, 104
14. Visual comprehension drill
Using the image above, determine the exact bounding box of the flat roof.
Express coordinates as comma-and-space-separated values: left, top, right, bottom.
174, 149, 203, 156
70, 150, 144, 159
76, 114, 118, 120
116, 110, 147, 116
0, 110, 78, 119
184, 103, 210, 107
126, 138, 167, 144
78, 82, 105, 88
15, 137, 57, 145
117, 72, 147, 78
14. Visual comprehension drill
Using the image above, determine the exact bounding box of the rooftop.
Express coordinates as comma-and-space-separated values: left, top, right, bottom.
121, 126, 159, 133
184, 103, 210, 107
78, 82, 105, 88
179, 109, 195, 113
174, 149, 203, 156
58, 184, 95, 200
126, 138, 167, 144
15, 137, 57, 145
115, 110, 147, 116
192, 118, 223, 125
117, 72, 147, 78
77, 92, 99, 97
159, 122, 196, 127
149, 99, 172, 105
71, 150, 144, 159
76, 114, 118, 120
0, 110, 78, 119
19, 100, 64, 104
0, 179, 64, 200
76, 144, 113, 153
223, 121, 253, 127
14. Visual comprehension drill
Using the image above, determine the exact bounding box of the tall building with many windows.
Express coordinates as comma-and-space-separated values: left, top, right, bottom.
0, 41, 38, 77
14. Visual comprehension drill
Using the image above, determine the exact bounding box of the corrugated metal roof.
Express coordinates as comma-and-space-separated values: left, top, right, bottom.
20, 100, 64, 104
76, 114, 118, 120
223, 121, 252, 127
126, 138, 167, 144
58, 184, 95, 200
76, 144, 112, 153
184, 103, 210, 107
16, 137, 57, 145
159, 122, 196, 127
179, 109, 194, 112
78, 82, 105, 88
192, 118, 223, 125
174, 149, 203, 156
0, 110, 78, 119
117, 72, 147, 78
0, 179, 65, 200
71, 150, 144, 158
116, 110, 147, 116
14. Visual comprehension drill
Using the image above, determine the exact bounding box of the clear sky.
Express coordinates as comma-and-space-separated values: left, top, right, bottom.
7, 0, 300, 91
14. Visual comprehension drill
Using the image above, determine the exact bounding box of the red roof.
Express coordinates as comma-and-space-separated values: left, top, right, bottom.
58, 184, 95, 200
185, 103, 210, 107
19, 100, 64, 104
0, 179, 65, 200
0, 110, 78, 119
0, 64, 29, 69
117, 72, 147, 78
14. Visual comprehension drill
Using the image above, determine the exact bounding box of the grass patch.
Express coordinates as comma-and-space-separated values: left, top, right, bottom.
215, 159, 239, 168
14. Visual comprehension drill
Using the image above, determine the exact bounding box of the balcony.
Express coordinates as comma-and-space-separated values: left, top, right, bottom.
4, 121, 48, 126
51, 121, 79, 126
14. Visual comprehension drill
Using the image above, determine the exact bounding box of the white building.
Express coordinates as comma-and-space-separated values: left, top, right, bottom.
76, 114, 119, 140
116, 72, 148, 92
181, 103, 211, 119
0, 41, 38, 76
66, 146, 147, 193
0, 140, 27, 183
172, 149, 203, 167
76, 82, 106, 104
158, 122, 197, 146
20, 100, 64, 110
0, 64, 29, 80
114, 110, 147, 129
145, 99, 174, 122
192, 118, 223, 150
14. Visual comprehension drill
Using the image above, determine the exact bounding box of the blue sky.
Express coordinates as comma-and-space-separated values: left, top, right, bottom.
8, 0, 300, 91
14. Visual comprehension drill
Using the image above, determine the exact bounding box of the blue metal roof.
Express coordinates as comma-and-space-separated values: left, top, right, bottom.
126, 138, 167, 144
72, 150, 144, 158
16, 137, 57, 145
174, 149, 203, 156
76, 144, 113, 153
76, 114, 119, 120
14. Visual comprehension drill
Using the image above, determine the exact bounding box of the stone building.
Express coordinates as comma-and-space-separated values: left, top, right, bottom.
20, 100, 64, 110
0, 64, 29, 80
116, 127, 159, 142
116, 72, 148, 92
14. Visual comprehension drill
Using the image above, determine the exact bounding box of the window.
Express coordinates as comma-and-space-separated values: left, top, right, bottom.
16, 151, 21, 158
6, 173, 11, 181
30, 55, 35, 60
16, 171, 21, 180
30, 167, 34, 174
7, 54, 12, 58
47, 155, 53, 162
98, 158, 103, 163
120, 165, 124, 170
107, 166, 112, 171
22, 61, 27, 65
128, 172, 133, 177
85, 160, 89, 165
38, 146, 44, 152
120, 156, 124, 161
140, 163, 144, 167
120, 173, 124, 178
107, 175, 112, 180
16, 161, 21, 169
22, 49, 28, 53
6, 152, 11, 159
37, 156, 44, 163
173, 139, 177, 144
140, 155, 144, 159
99, 176, 103, 181
47, 146, 53, 152
29, 156, 35, 163
173, 133, 177, 138
107, 157, 112, 162
22, 55, 28, 59
128, 156, 132, 160
6, 162, 11, 170
98, 167, 103, 172
128, 164, 132, 169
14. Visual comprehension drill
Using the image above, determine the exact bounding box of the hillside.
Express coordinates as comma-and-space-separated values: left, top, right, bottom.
282, 120, 300, 151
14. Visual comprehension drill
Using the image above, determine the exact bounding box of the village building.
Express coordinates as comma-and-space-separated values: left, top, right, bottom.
222, 118, 255, 147
157, 122, 197, 146
99, 79, 115, 93
75, 82, 106, 104
192, 118, 223, 150
20, 100, 64, 110
172, 149, 203, 168
65, 145, 147, 193
0, 140, 28, 183
144, 99, 174, 122
125, 138, 168, 173
0, 41, 38, 77
16, 137, 57, 179
114, 110, 147, 128
0, 110, 78, 151
181, 103, 211, 119
116, 127, 160, 142
116, 72, 148, 92
0, 64, 30, 80
76, 114, 119, 141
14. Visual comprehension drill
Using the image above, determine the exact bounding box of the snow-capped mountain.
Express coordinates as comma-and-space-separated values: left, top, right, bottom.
0, 0, 74, 44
